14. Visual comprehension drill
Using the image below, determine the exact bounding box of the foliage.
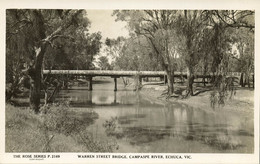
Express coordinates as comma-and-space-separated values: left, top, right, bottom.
113, 36, 162, 71
44, 32, 102, 70
113, 10, 185, 94
97, 56, 112, 70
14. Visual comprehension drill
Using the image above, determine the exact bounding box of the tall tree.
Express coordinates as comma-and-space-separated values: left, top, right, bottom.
113, 10, 183, 94
6, 9, 90, 113
175, 10, 208, 96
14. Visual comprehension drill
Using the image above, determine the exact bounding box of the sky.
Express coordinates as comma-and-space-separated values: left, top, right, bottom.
86, 10, 129, 41
86, 10, 129, 65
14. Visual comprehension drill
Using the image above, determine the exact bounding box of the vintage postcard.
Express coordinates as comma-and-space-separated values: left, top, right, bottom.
0, 0, 259, 163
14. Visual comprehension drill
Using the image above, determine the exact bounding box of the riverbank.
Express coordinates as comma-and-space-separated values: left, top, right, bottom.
140, 84, 254, 117
5, 103, 118, 152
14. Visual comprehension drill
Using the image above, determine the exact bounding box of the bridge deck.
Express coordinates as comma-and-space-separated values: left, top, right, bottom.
43, 70, 244, 78
43, 70, 167, 77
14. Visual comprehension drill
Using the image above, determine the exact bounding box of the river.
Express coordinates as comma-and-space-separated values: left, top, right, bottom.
58, 77, 254, 153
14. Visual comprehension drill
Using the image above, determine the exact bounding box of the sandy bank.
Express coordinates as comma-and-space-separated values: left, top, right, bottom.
140, 84, 254, 117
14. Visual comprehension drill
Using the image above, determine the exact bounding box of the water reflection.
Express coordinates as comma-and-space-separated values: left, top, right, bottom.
100, 102, 253, 152
58, 78, 254, 153
59, 88, 123, 107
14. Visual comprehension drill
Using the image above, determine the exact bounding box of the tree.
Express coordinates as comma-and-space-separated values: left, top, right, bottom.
175, 10, 208, 96
112, 36, 162, 71
207, 10, 254, 87
114, 10, 255, 97
232, 28, 254, 87
213, 10, 254, 30
201, 10, 255, 107
105, 37, 125, 59
6, 9, 90, 113
113, 10, 184, 94
97, 56, 111, 70
45, 32, 102, 70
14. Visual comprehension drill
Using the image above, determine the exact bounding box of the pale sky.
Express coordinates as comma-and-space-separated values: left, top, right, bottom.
86, 10, 129, 65
86, 10, 129, 41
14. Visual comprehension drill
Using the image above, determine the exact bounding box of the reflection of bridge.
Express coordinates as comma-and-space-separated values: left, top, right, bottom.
43, 70, 251, 91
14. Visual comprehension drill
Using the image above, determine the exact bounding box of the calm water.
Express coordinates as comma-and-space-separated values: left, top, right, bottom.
58, 77, 254, 153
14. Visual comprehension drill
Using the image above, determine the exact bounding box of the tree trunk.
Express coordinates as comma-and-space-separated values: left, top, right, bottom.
28, 45, 46, 113
203, 76, 206, 87
240, 73, 245, 87
247, 75, 250, 88
187, 75, 195, 96
166, 70, 174, 94
186, 67, 194, 97
203, 68, 207, 87
29, 70, 42, 113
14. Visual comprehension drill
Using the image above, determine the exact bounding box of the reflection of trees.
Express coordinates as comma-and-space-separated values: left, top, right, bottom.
114, 91, 117, 104
102, 97, 244, 151
98, 96, 108, 102
163, 104, 175, 137
87, 91, 92, 104
186, 107, 194, 140
162, 103, 198, 139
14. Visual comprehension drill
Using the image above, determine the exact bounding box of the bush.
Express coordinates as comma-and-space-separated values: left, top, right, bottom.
6, 103, 118, 152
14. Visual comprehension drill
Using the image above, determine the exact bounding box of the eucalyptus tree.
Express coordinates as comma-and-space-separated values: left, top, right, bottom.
233, 28, 254, 87
6, 9, 90, 113
174, 10, 211, 96
97, 56, 111, 70
206, 10, 254, 84
212, 10, 254, 30
200, 10, 255, 107
105, 36, 126, 60
113, 10, 184, 94
113, 36, 162, 71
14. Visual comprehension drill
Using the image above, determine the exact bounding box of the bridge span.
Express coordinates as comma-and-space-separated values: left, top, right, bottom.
43, 70, 171, 91
43, 70, 168, 77
43, 70, 244, 91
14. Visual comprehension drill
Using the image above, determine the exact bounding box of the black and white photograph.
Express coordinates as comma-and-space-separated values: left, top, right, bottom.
1, 0, 259, 163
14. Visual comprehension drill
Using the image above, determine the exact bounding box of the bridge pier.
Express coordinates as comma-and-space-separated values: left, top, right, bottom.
164, 75, 167, 85
139, 77, 142, 85
114, 78, 117, 91
88, 77, 93, 91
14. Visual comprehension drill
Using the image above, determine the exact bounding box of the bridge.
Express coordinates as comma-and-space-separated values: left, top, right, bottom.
43, 70, 168, 77
43, 70, 169, 91
43, 70, 250, 91
42, 70, 200, 91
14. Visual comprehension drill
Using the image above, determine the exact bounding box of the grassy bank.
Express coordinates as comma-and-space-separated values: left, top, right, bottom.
5, 103, 117, 152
